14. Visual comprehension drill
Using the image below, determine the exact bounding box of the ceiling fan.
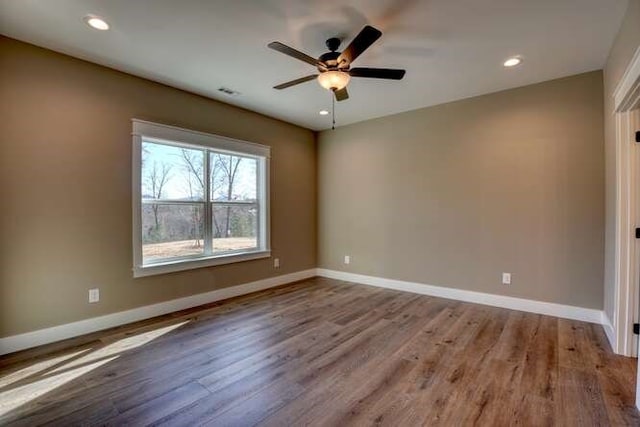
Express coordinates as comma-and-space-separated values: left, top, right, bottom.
268, 25, 406, 101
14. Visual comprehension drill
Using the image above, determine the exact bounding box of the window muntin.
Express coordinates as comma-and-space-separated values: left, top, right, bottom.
132, 120, 270, 277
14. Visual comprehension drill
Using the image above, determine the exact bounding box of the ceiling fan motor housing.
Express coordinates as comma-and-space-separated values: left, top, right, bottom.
319, 38, 348, 71
319, 51, 343, 71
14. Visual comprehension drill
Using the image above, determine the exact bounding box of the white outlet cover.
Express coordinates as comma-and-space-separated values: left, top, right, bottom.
274, 258, 280, 268
89, 288, 100, 303
502, 273, 511, 285
344, 255, 350, 265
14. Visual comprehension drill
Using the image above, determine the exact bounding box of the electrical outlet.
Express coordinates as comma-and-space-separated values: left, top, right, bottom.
89, 288, 100, 303
274, 258, 280, 268
344, 255, 350, 265
502, 273, 511, 285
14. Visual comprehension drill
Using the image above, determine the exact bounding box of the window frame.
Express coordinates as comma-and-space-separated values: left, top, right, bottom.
132, 119, 270, 278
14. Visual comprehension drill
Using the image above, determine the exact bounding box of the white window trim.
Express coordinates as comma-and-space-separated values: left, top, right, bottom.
132, 119, 271, 278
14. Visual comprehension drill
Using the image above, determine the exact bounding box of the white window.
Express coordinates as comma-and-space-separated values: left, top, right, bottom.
132, 120, 270, 277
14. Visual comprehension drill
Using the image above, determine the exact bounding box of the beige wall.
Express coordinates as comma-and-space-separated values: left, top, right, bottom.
318, 71, 605, 309
603, 0, 640, 321
0, 28, 622, 339
0, 37, 317, 337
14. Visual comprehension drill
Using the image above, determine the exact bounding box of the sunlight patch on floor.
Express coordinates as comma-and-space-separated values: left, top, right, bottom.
0, 356, 119, 417
0, 349, 91, 389
49, 321, 189, 374
0, 320, 190, 419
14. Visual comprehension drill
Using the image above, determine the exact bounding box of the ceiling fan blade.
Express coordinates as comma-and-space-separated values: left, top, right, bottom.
349, 67, 406, 80
273, 74, 318, 90
337, 25, 382, 66
334, 87, 349, 101
268, 42, 323, 68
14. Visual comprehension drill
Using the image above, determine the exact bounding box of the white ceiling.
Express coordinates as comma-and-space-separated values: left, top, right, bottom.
0, 0, 628, 131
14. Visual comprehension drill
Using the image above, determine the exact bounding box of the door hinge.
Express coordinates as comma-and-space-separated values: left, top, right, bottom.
634, 323, 639, 335
636, 227, 640, 239
636, 130, 640, 143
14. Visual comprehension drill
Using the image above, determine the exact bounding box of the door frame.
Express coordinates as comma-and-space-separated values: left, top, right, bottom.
611, 47, 640, 410
612, 46, 640, 361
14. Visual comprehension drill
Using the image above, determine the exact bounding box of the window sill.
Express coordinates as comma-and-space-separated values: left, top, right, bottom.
133, 250, 271, 278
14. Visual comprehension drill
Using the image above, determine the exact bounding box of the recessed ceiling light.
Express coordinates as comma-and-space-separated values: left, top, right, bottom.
503, 57, 522, 68
84, 15, 110, 31
319, 110, 329, 116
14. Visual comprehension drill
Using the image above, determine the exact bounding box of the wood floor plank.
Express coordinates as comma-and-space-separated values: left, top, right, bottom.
196, 320, 342, 393
0, 278, 637, 426
558, 318, 596, 369
104, 381, 210, 426
260, 316, 428, 425
556, 366, 611, 425
392, 306, 511, 426
314, 357, 417, 427
520, 315, 559, 400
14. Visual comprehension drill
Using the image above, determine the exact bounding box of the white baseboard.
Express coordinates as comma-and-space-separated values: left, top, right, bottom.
0, 269, 316, 356
316, 269, 604, 324
0, 268, 612, 356
601, 312, 617, 352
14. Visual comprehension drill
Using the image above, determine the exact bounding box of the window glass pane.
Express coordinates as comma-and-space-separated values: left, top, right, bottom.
142, 141, 205, 201
210, 153, 257, 202
142, 204, 204, 263
212, 205, 258, 253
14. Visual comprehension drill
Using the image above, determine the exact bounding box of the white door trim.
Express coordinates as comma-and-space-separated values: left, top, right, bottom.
610, 45, 640, 411
614, 47, 640, 112
612, 110, 639, 357
611, 46, 640, 358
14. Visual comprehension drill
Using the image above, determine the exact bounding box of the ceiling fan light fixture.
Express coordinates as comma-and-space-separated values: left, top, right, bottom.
317, 71, 350, 91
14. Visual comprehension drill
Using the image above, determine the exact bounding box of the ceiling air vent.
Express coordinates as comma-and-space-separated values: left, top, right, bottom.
217, 87, 241, 97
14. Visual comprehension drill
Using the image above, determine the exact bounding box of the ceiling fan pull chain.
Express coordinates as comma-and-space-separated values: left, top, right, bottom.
332, 92, 336, 130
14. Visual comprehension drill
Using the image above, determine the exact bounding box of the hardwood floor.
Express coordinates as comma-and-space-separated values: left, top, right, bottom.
0, 277, 638, 426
